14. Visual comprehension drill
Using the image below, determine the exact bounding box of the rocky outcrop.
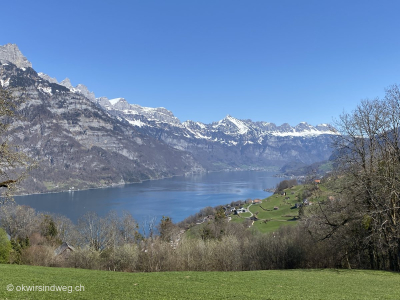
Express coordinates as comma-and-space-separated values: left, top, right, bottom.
76, 84, 96, 102
0, 44, 32, 69
38, 72, 58, 84
59, 78, 73, 89
42, 75, 96, 102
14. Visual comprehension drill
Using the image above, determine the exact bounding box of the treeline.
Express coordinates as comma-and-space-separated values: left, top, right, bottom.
274, 179, 298, 194
318, 85, 400, 271
0, 202, 352, 272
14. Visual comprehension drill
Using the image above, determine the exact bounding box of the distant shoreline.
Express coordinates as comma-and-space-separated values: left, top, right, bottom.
13, 168, 279, 198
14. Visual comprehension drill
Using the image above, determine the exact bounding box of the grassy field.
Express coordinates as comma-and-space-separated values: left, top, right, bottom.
238, 212, 251, 218
248, 183, 334, 233
185, 183, 334, 238
0, 265, 399, 299
185, 183, 334, 234
252, 219, 298, 233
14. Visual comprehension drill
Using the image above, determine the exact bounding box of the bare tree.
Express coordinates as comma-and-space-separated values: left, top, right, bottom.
328, 84, 400, 270
141, 216, 157, 239
0, 203, 38, 239
54, 214, 79, 245
77, 212, 110, 251
120, 211, 141, 244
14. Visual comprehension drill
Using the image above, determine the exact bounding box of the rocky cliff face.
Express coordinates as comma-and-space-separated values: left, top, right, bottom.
0, 46, 204, 194
0, 44, 32, 69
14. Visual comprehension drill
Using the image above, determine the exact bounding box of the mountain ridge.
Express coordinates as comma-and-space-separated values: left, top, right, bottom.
0, 46, 204, 194
0, 44, 337, 193
99, 96, 337, 170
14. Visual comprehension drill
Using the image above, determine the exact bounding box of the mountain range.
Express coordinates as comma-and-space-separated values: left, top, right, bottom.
0, 44, 337, 193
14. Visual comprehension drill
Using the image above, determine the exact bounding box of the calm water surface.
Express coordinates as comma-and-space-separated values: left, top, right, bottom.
15, 171, 283, 225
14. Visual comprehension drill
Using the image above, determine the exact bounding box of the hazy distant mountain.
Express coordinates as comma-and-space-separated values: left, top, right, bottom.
99, 97, 338, 170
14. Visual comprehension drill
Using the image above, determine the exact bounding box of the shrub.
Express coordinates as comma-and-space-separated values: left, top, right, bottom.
0, 228, 11, 263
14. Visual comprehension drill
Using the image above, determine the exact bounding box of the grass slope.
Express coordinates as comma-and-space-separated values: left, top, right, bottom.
249, 184, 333, 233
248, 185, 303, 232
186, 183, 334, 235
0, 265, 399, 299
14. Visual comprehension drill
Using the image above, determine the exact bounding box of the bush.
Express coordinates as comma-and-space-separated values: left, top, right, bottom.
100, 244, 139, 272
275, 179, 298, 194
21, 245, 55, 267
69, 247, 101, 270
0, 228, 11, 263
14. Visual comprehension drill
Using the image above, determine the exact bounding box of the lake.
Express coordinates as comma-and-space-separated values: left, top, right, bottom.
15, 171, 283, 225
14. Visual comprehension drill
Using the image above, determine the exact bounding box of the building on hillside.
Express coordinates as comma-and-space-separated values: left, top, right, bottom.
54, 242, 75, 258
234, 208, 248, 214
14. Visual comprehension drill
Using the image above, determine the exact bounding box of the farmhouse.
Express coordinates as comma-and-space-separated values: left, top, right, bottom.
234, 208, 248, 214
54, 242, 75, 258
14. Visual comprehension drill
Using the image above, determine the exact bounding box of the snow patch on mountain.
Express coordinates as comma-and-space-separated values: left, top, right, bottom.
225, 115, 250, 134
270, 129, 337, 137
0, 78, 10, 88
109, 98, 124, 106
184, 124, 211, 140
127, 119, 147, 127
37, 86, 53, 95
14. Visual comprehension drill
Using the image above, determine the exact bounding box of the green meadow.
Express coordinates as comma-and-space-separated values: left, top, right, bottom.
231, 184, 333, 233
0, 265, 399, 299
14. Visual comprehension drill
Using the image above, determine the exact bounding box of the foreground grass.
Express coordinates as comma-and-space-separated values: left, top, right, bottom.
0, 265, 399, 299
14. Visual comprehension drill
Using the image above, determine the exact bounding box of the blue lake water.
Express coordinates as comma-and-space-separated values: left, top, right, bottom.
15, 171, 283, 225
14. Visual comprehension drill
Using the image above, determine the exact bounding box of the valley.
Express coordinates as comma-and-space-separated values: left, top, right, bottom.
0, 43, 337, 194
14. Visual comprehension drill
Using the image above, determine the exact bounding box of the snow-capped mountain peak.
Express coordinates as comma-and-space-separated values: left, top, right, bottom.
213, 115, 251, 135
109, 98, 125, 106
100, 97, 182, 126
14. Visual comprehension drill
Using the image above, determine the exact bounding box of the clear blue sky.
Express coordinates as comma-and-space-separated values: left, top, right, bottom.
2, 0, 400, 126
